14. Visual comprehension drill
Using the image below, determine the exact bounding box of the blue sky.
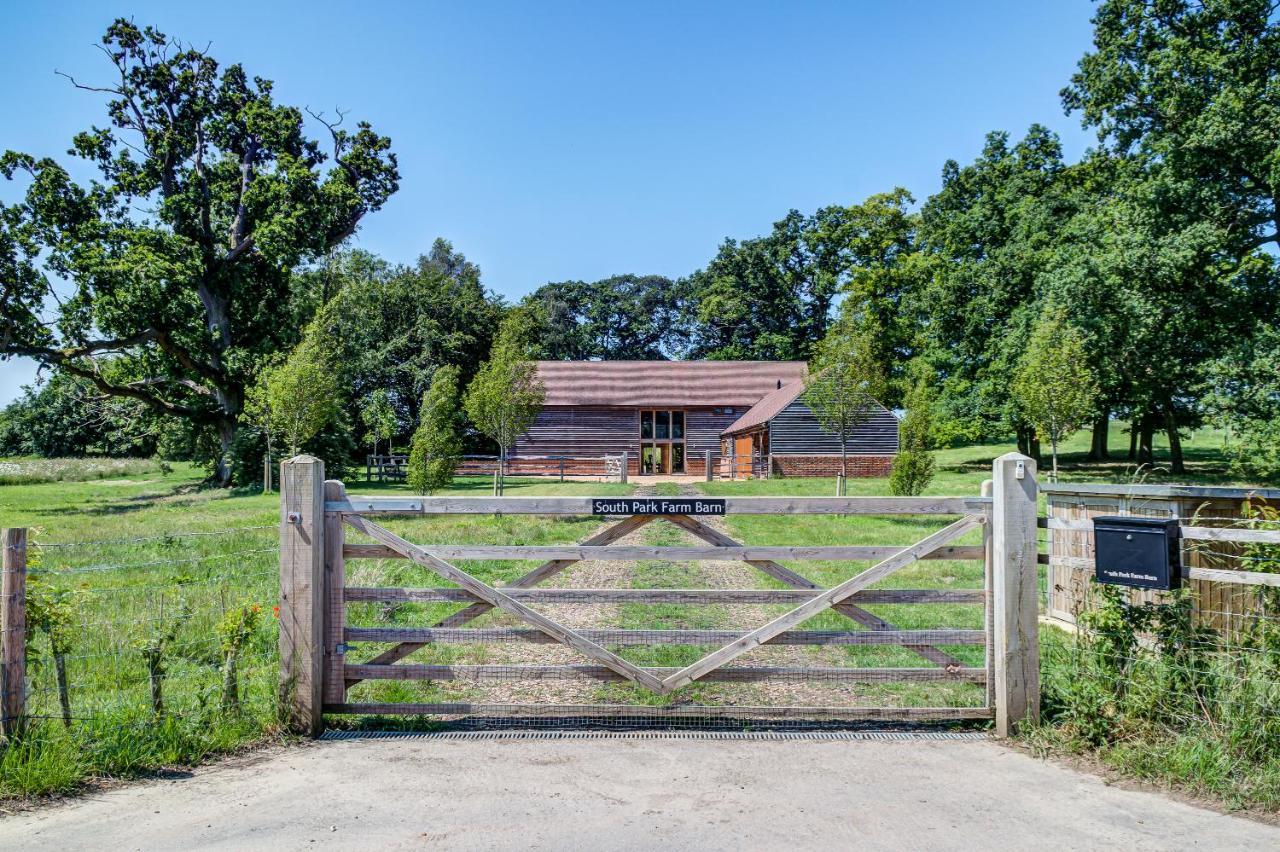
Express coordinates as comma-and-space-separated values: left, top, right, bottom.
0, 1, 1098, 404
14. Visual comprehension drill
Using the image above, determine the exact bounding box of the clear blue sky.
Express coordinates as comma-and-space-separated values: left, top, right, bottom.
0, 1, 1098, 404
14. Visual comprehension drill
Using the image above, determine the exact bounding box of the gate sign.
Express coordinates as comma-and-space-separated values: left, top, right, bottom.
1092, 515, 1181, 591
592, 497, 726, 516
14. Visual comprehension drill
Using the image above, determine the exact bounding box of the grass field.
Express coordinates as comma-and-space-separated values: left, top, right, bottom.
0, 424, 1264, 801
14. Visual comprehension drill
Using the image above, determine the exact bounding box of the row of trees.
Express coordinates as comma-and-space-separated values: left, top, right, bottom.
4, 4, 1280, 483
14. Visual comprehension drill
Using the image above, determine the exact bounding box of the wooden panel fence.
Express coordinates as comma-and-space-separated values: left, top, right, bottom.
276, 452, 1041, 736
1045, 482, 1280, 634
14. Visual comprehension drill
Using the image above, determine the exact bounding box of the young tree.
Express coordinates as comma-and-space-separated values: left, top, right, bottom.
890, 375, 937, 496
250, 335, 341, 457
805, 316, 888, 490
464, 318, 546, 495
1012, 306, 1099, 481
407, 366, 463, 494
360, 389, 398, 458
0, 20, 398, 485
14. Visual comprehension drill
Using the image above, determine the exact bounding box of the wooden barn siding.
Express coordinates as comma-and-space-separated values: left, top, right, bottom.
512, 406, 739, 461
513, 407, 637, 458
768, 401, 900, 455
686, 408, 743, 455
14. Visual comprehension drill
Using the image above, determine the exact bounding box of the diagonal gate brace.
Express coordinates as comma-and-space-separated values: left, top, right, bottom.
665, 514, 968, 669
659, 516, 982, 692
346, 513, 654, 686
344, 515, 667, 693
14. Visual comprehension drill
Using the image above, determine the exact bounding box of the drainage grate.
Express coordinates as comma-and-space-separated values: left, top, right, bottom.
319, 729, 992, 742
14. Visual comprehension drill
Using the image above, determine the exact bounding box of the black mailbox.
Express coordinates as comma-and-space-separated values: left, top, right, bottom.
1093, 516, 1181, 591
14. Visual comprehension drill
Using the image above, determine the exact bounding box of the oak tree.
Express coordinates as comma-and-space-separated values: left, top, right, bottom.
0, 20, 398, 484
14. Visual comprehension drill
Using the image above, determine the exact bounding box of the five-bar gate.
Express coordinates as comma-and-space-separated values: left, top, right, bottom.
278, 454, 1039, 735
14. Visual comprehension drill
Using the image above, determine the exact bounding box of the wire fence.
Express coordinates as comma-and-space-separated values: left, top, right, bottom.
7, 525, 279, 744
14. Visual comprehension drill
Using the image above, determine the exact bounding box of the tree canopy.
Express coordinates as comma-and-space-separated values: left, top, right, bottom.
0, 20, 398, 483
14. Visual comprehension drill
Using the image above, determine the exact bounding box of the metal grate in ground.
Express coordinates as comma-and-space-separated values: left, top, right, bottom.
319, 729, 993, 742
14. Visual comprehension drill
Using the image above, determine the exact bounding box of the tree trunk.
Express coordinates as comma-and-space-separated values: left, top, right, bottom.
1016, 425, 1031, 457
147, 658, 164, 717
1164, 403, 1184, 475
840, 436, 848, 479
1138, 411, 1156, 467
1029, 432, 1041, 465
1088, 413, 1110, 461
1128, 418, 1139, 461
221, 652, 240, 713
215, 420, 237, 487
55, 652, 71, 728
1051, 438, 1059, 482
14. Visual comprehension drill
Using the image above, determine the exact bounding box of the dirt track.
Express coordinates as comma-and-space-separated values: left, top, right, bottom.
3, 735, 1275, 850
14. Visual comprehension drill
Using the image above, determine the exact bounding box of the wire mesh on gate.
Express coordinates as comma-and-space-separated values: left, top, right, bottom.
332, 501, 994, 731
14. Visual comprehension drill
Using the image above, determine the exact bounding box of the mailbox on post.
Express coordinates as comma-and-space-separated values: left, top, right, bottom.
1092, 515, 1182, 591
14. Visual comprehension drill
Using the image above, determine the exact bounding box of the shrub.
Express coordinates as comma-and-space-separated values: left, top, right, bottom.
889, 450, 935, 496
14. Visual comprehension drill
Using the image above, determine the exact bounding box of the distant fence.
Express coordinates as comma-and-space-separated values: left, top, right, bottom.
1044, 482, 1280, 633
366, 454, 626, 483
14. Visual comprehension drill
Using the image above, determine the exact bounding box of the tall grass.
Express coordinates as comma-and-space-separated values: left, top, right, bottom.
0, 457, 170, 486
1029, 584, 1280, 811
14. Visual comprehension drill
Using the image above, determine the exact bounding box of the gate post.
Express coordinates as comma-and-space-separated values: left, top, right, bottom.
991, 452, 1039, 736
705, 449, 713, 482
279, 456, 326, 736
620, 451, 628, 484
1, 528, 26, 738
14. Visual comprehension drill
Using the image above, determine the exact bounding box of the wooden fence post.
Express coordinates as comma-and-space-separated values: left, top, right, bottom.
620, 451, 628, 484
991, 452, 1039, 736
323, 480, 347, 708
705, 450, 713, 482
1, 528, 26, 738
279, 456, 326, 736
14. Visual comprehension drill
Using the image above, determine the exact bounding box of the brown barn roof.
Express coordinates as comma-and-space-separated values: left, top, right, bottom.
535, 361, 808, 407
721, 379, 807, 435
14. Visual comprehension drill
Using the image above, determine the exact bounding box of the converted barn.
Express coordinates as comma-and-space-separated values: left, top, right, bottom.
511, 361, 899, 477
720, 378, 900, 477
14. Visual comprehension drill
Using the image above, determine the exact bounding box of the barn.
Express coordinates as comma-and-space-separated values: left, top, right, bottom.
511, 361, 899, 478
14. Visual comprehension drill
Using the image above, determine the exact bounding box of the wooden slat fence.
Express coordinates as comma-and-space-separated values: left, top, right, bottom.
277, 453, 1040, 736
1044, 483, 1280, 634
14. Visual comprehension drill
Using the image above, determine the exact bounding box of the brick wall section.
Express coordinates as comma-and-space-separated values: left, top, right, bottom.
771, 454, 894, 477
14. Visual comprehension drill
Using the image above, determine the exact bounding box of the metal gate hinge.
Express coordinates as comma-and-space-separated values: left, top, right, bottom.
334, 643, 352, 655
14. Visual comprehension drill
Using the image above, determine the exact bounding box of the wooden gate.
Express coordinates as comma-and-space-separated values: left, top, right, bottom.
278, 454, 1038, 735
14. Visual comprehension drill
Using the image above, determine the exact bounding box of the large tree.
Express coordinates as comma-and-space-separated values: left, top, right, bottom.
913, 126, 1072, 452
821, 188, 922, 407
1061, 0, 1280, 472
683, 209, 843, 361
0, 20, 398, 484
521, 274, 688, 360
308, 241, 501, 444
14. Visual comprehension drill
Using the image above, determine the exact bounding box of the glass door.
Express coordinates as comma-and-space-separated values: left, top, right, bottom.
638, 410, 686, 474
